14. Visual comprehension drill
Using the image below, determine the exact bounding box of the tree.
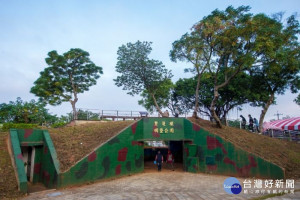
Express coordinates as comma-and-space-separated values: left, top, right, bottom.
248, 14, 300, 132
183, 6, 259, 128
114, 41, 173, 115
0, 97, 57, 124
138, 79, 174, 114
170, 31, 210, 118
31, 48, 103, 120
173, 71, 253, 123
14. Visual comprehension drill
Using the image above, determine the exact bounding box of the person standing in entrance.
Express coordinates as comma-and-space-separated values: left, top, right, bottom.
166, 150, 174, 170
155, 151, 164, 171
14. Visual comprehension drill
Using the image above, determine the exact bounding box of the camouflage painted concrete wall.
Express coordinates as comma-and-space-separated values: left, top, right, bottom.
9, 129, 27, 193
183, 119, 284, 179
59, 118, 284, 188
9, 129, 60, 192
40, 131, 60, 188
59, 120, 144, 187
140, 118, 185, 140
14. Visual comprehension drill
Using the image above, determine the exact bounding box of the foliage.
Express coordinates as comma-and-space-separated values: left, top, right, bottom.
295, 94, 300, 106
114, 41, 173, 115
172, 6, 300, 129
51, 121, 67, 128
50, 115, 70, 128
247, 14, 300, 132
30, 48, 103, 120
1, 123, 38, 131
77, 109, 100, 120
0, 97, 57, 124
173, 72, 252, 121
170, 27, 209, 117
191, 6, 260, 128
138, 79, 174, 114
227, 120, 241, 129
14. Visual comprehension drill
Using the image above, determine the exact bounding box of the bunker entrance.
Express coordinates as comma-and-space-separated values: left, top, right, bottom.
20, 146, 35, 182
144, 140, 184, 172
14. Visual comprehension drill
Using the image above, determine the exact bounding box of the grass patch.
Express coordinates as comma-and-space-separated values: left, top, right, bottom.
0, 132, 24, 199
49, 120, 135, 172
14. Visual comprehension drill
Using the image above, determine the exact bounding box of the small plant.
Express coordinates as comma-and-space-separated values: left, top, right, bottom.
1, 123, 38, 131
51, 121, 67, 128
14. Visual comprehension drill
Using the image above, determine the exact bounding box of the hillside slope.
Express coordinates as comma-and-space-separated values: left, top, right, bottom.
0, 132, 24, 199
189, 118, 300, 178
49, 121, 134, 172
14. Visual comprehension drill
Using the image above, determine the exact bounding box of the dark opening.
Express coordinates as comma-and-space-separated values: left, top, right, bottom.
144, 140, 183, 172
21, 146, 32, 181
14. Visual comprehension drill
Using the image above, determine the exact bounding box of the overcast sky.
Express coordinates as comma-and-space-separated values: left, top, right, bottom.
0, 0, 299, 122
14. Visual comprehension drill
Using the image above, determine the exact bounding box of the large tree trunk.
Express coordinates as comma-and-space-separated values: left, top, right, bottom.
70, 96, 78, 120
151, 93, 164, 116
210, 87, 223, 128
193, 72, 201, 119
258, 93, 275, 133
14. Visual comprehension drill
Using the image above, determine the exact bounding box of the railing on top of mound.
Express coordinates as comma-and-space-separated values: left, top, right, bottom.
70, 109, 211, 121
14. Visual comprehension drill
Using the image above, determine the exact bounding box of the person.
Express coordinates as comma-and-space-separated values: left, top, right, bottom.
166, 150, 174, 170
248, 114, 254, 132
155, 151, 164, 171
174, 107, 179, 118
240, 115, 246, 129
162, 110, 169, 117
253, 118, 259, 133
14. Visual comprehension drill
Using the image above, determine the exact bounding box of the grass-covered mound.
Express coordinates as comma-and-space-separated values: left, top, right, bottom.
189, 118, 300, 178
49, 120, 135, 172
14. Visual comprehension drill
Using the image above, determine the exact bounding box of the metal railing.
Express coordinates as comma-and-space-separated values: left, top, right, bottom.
71, 109, 215, 121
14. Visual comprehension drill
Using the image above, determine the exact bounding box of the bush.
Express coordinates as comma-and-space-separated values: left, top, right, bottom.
51, 121, 67, 128
228, 120, 241, 129
1, 123, 38, 131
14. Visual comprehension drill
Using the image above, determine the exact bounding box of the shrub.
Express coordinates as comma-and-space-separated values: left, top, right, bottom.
1, 123, 38, 131
51, 121, 67, 128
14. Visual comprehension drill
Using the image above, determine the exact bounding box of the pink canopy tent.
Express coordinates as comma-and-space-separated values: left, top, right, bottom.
263, 117, 300, 132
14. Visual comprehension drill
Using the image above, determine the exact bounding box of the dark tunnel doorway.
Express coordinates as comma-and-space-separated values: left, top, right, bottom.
21, 146, 35, 182
144, 140, 183, 172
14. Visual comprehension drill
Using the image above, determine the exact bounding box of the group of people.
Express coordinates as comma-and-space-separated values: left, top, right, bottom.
154, 150, 174, 171
240, 114, 259, 132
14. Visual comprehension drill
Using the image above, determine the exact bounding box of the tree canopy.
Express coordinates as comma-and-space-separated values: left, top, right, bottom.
171, 6, 300, 128
30, 48, 103, 120
114, 41, 173, 115
173, 72, 253, 122
138, 79, 174, 114
247, 14, 300, 132
170, 30, 209, 118
0, 97, 56, 124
